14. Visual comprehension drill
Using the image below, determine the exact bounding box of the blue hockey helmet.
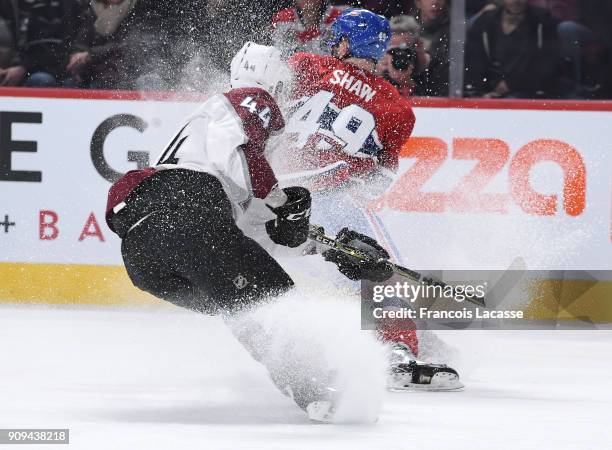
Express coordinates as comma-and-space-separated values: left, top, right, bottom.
328, 9, 391, 61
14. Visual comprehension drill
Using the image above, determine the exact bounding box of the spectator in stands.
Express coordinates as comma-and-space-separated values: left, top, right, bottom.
328, 0, 359, 7
467, 0, 492, 19
552, 0, 612, 98
116, 0, 206, 90
71, 0, 210, 90
464, 0, 561, 98
377, 17, 428, 96
203, 0, 286, 69
580, 1, 612, 98
271, 0, 342, 55
389, 14, 429, 74
360, 1, 415, 17
327, 0, 415, 16
69, 0, 139, 89
377, 39, 418, 97
72, 0, 286, 90
527, 0, 578, 22
411, 0, 450, 96
0, 0, 85, 87
466, 1, 497, 27
470, 0, 578, 22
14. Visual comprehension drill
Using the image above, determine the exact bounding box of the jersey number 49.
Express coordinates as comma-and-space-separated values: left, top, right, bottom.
285, 91, 382, 158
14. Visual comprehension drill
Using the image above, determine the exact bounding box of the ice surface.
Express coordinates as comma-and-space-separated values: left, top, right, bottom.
1, 305, 611, 450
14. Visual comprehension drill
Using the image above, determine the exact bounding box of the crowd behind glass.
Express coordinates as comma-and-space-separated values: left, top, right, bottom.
0, 0, 610, 99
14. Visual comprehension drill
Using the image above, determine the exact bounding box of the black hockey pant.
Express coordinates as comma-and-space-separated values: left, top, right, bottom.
119, 178, 294, 314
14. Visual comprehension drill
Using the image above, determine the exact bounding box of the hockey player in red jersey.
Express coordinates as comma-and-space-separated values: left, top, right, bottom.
271, 8, 463, 391
271, 9, 416, 265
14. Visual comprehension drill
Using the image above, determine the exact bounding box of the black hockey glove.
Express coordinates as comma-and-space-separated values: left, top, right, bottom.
323, 228, 394, 282
266, 186, 311, 248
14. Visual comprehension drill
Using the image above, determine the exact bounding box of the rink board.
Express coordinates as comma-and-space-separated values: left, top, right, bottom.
0, 262, 161, 307
0, 89, 611, 319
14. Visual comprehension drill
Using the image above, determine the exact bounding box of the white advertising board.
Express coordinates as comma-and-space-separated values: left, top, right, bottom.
1, 92, 610, 272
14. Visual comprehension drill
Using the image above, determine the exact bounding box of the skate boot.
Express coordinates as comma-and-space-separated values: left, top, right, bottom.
388, 343, 464, 391
281, 373, 340, 423
305, 389, 338, 423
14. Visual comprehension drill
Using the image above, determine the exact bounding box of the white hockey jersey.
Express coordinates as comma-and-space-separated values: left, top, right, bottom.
153, 88, 286, 218
106, 87, 286, 232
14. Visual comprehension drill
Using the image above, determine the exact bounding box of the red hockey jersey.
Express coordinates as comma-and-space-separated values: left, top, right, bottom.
273, 52, 415, 190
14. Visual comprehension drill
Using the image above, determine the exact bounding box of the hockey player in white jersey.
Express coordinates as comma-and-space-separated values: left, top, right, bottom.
106, 43, 305, 310
105, 42, 392, 422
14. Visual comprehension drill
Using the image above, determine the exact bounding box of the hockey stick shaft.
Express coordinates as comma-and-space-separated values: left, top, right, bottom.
308, 225, 486, 308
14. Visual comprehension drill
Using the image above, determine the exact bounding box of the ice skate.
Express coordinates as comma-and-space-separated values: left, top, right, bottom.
283, 375, 341, 423
306, 399, 337, 423
286, 369, 380, 423
388, 343, 464, 391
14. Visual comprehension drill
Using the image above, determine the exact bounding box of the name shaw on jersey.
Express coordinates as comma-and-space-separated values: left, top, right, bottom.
329, 70, 377, 102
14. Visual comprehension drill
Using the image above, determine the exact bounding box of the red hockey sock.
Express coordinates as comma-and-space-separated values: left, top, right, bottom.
378, 320, 419, 357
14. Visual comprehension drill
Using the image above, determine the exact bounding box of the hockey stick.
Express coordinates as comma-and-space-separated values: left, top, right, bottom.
308, 225, 487, 308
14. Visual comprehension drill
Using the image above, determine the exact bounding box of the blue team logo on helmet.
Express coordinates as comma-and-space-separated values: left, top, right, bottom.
328, 9, 391, 61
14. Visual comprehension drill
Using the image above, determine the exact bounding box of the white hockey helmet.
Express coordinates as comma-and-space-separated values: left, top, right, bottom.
230, 42, 291, 99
